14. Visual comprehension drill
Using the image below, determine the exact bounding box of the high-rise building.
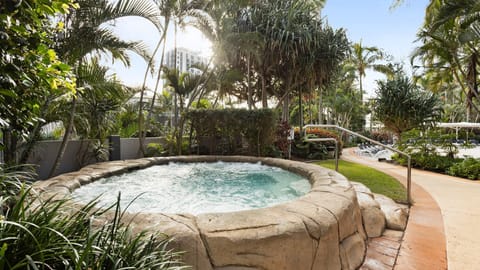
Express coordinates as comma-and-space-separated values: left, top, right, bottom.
164, 47, 207, 74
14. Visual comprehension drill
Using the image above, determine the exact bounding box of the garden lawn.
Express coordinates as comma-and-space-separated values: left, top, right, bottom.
316, 160, 408, 204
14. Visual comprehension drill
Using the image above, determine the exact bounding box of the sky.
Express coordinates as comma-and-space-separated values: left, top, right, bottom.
322, 0, 430, 97
109, 0, 430, 98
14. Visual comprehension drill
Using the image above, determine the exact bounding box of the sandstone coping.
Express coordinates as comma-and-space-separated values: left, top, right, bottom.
33, 156, 367, 270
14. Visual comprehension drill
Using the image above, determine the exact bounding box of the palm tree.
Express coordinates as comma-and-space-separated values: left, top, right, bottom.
48, 0, 162, 177
74, 58, 135, 163
163, 67, 206, 154
413, 0, 480, 121
136, 0, 213, 156
374, 74, 443, 142
350, 41, 393, 102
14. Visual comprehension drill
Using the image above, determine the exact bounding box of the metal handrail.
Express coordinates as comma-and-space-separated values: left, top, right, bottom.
303, 124, 412, 206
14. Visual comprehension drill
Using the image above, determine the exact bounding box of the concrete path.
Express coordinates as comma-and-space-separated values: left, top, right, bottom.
343, 148, 480, 270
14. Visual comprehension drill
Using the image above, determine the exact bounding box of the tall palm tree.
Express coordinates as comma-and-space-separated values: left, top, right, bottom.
350, 41, 393, 102
413, 0, 480, 121
137, 0, 213, 156
49, 0, 162, 177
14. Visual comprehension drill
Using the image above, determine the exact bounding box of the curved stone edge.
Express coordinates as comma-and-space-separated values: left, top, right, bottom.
33, 156, 367, 270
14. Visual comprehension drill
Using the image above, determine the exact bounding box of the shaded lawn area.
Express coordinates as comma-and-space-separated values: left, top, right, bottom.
316, 160, 408, 204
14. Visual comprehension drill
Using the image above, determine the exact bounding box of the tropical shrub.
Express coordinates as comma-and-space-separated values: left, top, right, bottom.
0, 0, 76, 164
302, 127, 343, 149
292, 135, 329, 160
373, 74, 443, 141
274, 121, 292, 158
392, 153, 460, 173
187, 109, 278, 156
0, 166, 186, 269
290, 127, 342, 160
146, 143, 166, 157
370, 130, 393, 144
448, 158, 480, 180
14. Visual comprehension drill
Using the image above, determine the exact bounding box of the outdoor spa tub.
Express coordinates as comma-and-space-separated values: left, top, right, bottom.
34, 156, 367, 270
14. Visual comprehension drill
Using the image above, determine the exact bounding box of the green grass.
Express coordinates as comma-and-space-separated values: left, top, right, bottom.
316, 160, 408, 204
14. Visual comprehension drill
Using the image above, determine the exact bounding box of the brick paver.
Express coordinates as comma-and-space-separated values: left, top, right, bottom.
343, 148, 447, 270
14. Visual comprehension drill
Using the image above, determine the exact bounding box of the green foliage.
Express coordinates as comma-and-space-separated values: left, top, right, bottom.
317, 160, 408, 204
0, 165, 186, 269
274, 121, 291, 158
73, 59, 134, 141
187, 109, 278, 156
192, 99, 212, 109
145, 143, 166, 157
292, 135, 329, 160
373, 74, 443, 140
162, 133, 190, 156
0, 0, 76, 164
448, 158, 480, 180
291, 127, 342, 160
207, 0, 349, 109
394, 152, 460, 173
413, 0, 480, 120
370, 130, 394, 143
115, 103, 140, 138
40, 125, 64, 140
391, 128, 480, 179
392, 129, 460, 173
302, 127, 343, 148
349, 41, 393, 101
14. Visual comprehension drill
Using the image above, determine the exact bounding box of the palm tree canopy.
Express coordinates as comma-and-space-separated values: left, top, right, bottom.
57, 0, 163, 66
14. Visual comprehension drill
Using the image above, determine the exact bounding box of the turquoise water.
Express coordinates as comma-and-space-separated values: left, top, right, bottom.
71, 161, 311, 215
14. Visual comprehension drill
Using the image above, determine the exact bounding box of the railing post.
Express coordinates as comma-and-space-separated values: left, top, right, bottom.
303, 124, 412, 206
335, 140, 339, 172
407, 156, 412, 206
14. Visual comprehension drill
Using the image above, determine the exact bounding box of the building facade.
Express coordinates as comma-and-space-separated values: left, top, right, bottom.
164, 47, 207, 74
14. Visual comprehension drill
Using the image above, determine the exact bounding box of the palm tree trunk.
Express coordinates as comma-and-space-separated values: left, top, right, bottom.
3, 130, 16, 165
282, 94, 290, 122
19, 98, 52, 164
173, 21, 179, 128
49, 96, 77, 178
318, 87, 323, 124
145, 24, 169, 132
247, 54, 252, 110
299, 89, 303, 129
137, 21, 168, 157
451, 65, 480, 116
359, 75, 363, 103
309, 95, 313, 124
176, 96, 185, 155
261, 75, 267, 108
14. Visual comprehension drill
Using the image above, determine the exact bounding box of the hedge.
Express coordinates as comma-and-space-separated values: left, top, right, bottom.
186, 109, 278, 156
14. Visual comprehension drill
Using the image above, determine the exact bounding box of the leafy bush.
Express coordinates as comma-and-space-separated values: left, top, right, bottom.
146, 143, 166, 157
392, 153, 460, 173
274, 121, 291, 158
370, 130, 393, 144
0, 166, 186, 269
295, 127, 343, 148
448, 158, 480, 180
187, 109, 277, 156
290, 127, 342, 160
292, 135, 329, 160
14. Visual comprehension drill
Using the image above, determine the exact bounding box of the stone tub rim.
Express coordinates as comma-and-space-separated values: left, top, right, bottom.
33, 155, 367, 270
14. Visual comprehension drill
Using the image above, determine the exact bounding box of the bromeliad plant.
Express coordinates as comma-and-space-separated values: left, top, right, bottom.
0, 166, 187, 269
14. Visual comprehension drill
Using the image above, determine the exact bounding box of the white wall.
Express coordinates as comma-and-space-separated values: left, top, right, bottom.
28, 137, 165, 180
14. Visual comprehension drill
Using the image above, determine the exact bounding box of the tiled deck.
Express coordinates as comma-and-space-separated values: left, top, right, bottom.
361, 230, 404, 270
